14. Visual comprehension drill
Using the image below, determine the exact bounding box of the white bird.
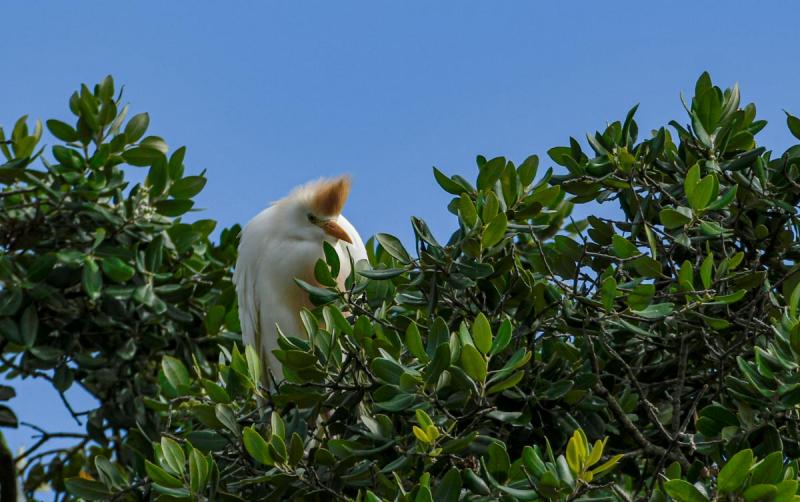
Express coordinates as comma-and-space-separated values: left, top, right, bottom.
233, 176, 367, 385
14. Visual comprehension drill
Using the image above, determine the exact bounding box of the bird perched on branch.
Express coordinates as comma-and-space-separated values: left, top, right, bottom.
233, 176, 367, 386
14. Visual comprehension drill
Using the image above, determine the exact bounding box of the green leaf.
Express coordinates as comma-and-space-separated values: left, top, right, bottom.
776, 480, 798, 502
375, 393, 416, 412
433, 166, 468, 195
684, 164, 700, 200
95, 456, 127, 490
161, 436, 186, 475
189, 449, 209, 494
146, 158, 168, 198
154, 199, 194, 217
288, 432, 304, 466
244, 344, 261, 385
20, 305, 38, 348
743, 485, 777, 501
481, 212, 507, 249
486, 442, 511, 482
471, 313, 492, 354
632, 303, 674, 319
611, 235, 638, 258
376, 233, 411, 264
433, 467, 462, 502
710, 289, 746, 305
358, 267, 405, 280
295, 279, 339, 304
46, 119, 79, 142
202, 379, 231, 403
169, 146, 186, 178
64, 478, 111, 501
314, 259, 337, 287
161, 356, 190, 393
170, 176, 207, 199
82, 259, 103, 300
415, 486, 434, 502
145, 460, 183, 488
750, 451, 783, 485
790, 281, 800, 319
591, 453, 622, 477
477, 157, 505, 190
122, 146, 163, 166
425, 343, 450, 385
0, 319, 21, 345
517, 155, 539, 186
487, 370, 524, 394
0, 405, 17, 428
460, 344, 487, 384
101, 256, 136, 283
700, 253, 714, 290
405, 323, 430, 363
323, 241, 340, 277
663, 479, 709, 502
186, 431, 227, 453
243, 426, 274, 465
717, 449, 754, 494
125, 112, 150, 143
601, 276, 618, 310
482, 191, 499, 221
660, 207, 692, 229
698, 220, 727, 237
371, 358, 405, 385
787, 112, 800, 141
489, 319, 512, 356
706, 185, 738, 211
689, 174, 716, 211
631, 256, 662, 278
364, 491, 383, 502
458, 194, 478, 228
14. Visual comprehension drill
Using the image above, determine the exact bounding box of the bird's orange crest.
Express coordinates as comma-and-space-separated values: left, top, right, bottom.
311, 176, 351, 216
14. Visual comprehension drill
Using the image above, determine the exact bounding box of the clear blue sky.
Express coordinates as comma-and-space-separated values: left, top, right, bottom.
2, 0, 799, 471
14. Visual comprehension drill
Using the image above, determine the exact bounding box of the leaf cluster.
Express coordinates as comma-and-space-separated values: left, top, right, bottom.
5, 74, 800, 501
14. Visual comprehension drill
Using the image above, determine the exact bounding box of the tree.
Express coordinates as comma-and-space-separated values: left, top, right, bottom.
0, 77, 239, 498
2, 74, 800, 501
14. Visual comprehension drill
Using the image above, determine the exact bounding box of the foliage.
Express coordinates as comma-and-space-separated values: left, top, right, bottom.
0, 77, 239, 497
4, 74, 800, 500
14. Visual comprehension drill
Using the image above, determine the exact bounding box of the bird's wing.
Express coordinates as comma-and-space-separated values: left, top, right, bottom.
234, 208, 321, 384
233, 211, 266, 354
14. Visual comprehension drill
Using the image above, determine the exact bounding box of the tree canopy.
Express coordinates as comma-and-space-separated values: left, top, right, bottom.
2, 74, 800, 501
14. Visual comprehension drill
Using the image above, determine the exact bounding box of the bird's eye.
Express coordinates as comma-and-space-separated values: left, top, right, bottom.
307, 213, 315, 222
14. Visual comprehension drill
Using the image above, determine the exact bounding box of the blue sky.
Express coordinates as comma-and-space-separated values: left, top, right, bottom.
2, 0, 799, 471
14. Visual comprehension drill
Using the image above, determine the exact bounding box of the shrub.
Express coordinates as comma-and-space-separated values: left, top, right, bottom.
3, 73, 800, 501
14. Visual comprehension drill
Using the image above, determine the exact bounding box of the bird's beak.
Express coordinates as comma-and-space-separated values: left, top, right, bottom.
320, 220, 353, 244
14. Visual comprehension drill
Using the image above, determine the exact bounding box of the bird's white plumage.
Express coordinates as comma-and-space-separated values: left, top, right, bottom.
233, 179, 367, 385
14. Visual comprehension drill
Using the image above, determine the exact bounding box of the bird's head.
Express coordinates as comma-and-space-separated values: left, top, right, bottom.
280, 176, 354, 244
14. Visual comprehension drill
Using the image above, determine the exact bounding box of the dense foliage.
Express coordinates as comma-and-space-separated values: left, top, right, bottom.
0, 77, 239, 498
3, 74, 800, 501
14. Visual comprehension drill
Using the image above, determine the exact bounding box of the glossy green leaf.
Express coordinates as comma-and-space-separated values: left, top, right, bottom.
471, 313, 492, 354
481, 212, 507, 248
64, 478, 112, 501
660, 207, 692, 228
101, 257, 135, 283
663, 479, 709, 502
376, 233, 412, 264
125, 112, 150, 143
460, 344, 487, 383
46, 119, 78, 142
82, 259, 102, 300
717, 449, 753, 493
243, 426, 274, 466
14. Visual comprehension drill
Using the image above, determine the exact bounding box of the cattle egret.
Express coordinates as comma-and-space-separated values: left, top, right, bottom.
233, 176, 367, 385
